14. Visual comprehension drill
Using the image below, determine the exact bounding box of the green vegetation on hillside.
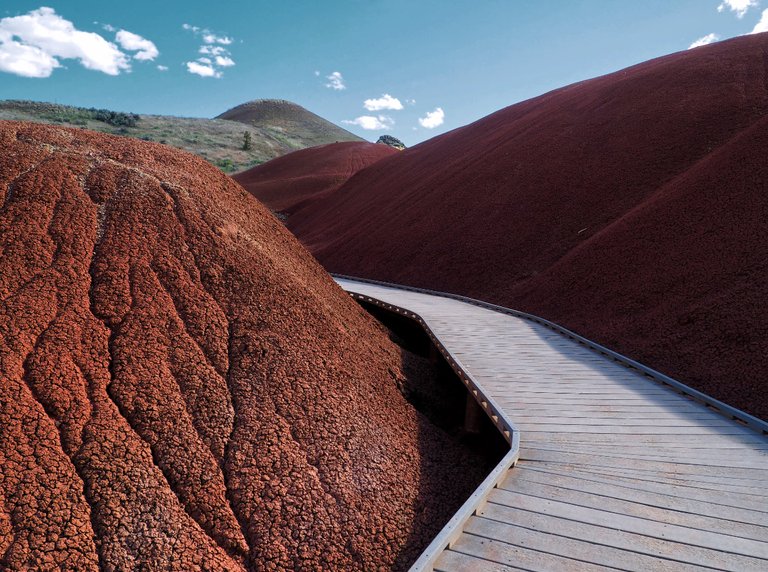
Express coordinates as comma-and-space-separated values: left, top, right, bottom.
0, 100, 360, 173
24, 104, 141, 128
217, 99, 363, 148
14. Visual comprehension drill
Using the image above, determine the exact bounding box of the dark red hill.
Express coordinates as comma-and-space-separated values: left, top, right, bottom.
0, 121, 487, 571
287, 33, 768, 420
233, 141, 397, 212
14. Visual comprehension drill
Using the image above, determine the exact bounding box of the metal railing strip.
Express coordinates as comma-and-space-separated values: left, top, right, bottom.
337, 287, 521, 572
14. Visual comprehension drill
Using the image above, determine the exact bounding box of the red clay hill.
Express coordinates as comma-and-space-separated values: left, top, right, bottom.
233, 141, 397, 213
283, 33, 768, 421
0, 121, 489, 570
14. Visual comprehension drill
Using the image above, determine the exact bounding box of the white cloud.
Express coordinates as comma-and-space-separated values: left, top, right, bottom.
157, 64, 168, 71
215, 55, 235, 67
115, 30, 158, 61
718, 0, 758, 18
363, 93, 403, 111
102, 23, 116, 33
203, 33, 232, 45
314, 70, 320, 76
342, 115, 394, 130
325, 71, 346, 90
406, 98, 416, 105
186, 60, 221, 78
752, 8, 768, 32
0, 7, 132, 77
418, 107, 445, 129
688, 33, 720, 48
199, 45, 227, 56
183, 23, 235, 77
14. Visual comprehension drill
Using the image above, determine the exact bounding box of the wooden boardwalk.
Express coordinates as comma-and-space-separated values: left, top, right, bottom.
334, 277, 768, 572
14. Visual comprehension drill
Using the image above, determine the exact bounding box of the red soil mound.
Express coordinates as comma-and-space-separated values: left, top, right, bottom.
287, 33, 768, 420
233, 141, 397, 212
0, 121, 487, 571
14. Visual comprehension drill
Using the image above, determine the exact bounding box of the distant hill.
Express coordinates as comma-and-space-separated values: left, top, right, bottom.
0, 99, 360, 173
233, 141, 397, 213
217, 99, 363, 148
286, 32, 768, 421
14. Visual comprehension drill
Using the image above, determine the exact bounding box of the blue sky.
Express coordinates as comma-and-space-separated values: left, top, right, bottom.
1, 1, 766, 145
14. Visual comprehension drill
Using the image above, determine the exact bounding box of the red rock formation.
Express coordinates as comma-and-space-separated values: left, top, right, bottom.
0, 121, 486, 571
285, 33, 768, 420
233, 141, 397, 213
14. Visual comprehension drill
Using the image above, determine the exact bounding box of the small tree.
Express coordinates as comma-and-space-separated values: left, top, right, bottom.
242, 131, 253, 151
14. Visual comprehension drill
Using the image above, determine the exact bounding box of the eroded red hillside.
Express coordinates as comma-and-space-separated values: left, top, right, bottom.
233, 141, 397, 213
0, 121, 486, 571
286, 33, 768, 420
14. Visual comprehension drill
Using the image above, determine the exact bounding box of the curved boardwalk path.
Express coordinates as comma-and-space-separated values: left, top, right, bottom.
334, 277, 768, 572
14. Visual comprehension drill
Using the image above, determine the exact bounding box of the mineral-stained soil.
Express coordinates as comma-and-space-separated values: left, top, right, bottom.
0, 121, 490, 571
233, 141, 397, 213
285, 33, 768, 420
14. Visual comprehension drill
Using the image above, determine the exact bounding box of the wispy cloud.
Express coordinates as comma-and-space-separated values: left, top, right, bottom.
342, 115, 394, 130
0, 7, 137, 77
203, 33, 232, 45
418, 107, 445, 129
363, 94, 403, 111
688, 33, 720, 48
718, 0, 759, 18
183, 23, 235, 78
752, 8, 768, 32
157, 64, 168, 71
199, 45, 227, 56
325, 71, 346, 90
115, 30, 158, 61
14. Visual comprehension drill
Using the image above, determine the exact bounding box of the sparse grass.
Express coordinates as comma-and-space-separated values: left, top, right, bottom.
0, 100, 334, 173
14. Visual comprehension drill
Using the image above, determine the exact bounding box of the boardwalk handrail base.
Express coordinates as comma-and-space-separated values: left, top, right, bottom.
334, 274, 768, 435
407, 448, 519, 572
339, 284, 522, 572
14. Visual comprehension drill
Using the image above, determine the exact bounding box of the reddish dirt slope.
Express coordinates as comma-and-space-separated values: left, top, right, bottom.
233, 141, 397, 212
0, 121, 486, 571
287, 33, 768, 420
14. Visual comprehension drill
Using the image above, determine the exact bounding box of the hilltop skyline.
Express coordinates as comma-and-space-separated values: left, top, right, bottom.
1, 1, 767, 145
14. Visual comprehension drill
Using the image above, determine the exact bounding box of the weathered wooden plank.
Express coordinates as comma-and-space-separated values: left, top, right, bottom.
521, 447, 768, 480
512, 415, 742, 427
522, 452, 768, 473
433, 549, 523, 572
548, 464, 768, 495
465, 515, 708, 571
526, 457, 768, 488
510, 465, 768, 534
490, 387, 675, 396
489, 488, 768, 557
479, 502, 768, 571
522, 432, 767, 447
516, 423, 757, 436
518, 463, 768, 513
502, 469, 768, 538
501, 405, 726, 418
445, 531, 612, 572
